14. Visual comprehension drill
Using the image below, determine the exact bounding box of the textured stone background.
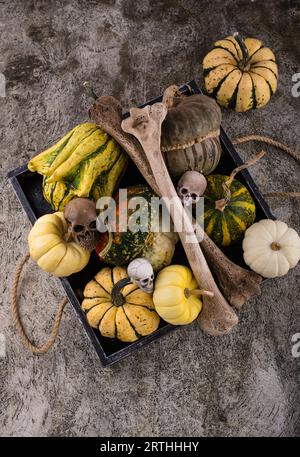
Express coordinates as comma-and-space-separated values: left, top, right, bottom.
0, 0, 300, 437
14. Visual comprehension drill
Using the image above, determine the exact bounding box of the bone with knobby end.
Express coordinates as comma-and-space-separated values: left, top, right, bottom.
199, 231, 262, 308
89, 94, 160, 195
88, 90, 261, 309
121, 103, 238, 336
189, 212, 262, 308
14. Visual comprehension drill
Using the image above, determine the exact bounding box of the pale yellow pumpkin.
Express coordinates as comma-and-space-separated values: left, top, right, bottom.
153, 265, 204, 325
28, 212, 90, 276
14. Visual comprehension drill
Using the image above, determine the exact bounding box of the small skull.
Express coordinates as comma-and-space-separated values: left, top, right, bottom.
177, 171, 207, 206
64, 198, 99, 251
127, 258, 154, 294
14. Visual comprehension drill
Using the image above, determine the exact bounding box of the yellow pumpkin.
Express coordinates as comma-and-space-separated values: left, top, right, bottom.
82, 266, 160, 343
203, 33, 278, 112
153, 265, 205, 325
28, 212, 90, 276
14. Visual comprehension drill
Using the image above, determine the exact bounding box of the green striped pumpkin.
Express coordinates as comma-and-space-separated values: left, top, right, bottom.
203, 34, 278, 112
28, 123, 128, 210
200, 175, 256, 247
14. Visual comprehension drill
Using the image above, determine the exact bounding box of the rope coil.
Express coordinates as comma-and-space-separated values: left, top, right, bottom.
215, 150, 266, 211
11, 253, 68, 354
233, 135, 300, 164
233, 135, 300, 198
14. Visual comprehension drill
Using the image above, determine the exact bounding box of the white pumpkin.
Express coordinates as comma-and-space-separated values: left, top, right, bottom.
242, 219, 300, 278
28, 212, 90, 277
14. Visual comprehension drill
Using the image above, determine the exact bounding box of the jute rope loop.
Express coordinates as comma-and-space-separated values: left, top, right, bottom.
263, 191, 300, 198
11, 253, 68, 354
233, 135, 300, 164
233, 135, 300, 199
215, 150, 266, 211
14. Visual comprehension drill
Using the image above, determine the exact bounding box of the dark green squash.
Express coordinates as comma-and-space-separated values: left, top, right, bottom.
198, 175, 256, 247
160, 87, 222, 177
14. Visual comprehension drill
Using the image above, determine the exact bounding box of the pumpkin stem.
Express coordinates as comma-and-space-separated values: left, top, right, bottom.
96, 231, 113, 259
215, 194, 230, 212
233, 32, 250, 70
271, 241, 281, 251
163, 85, 183, 109
83, 81, 98, 101
185, 288, 214, 298
215, 150, 266, 212
111, 277, 133, 307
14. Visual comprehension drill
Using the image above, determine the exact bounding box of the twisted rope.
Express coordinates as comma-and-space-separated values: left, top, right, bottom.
11, 253, 68, 354
264, 191, 300, 198
233, 135, 300, 163
215, 150, 266, 211
233, 135, 300, 198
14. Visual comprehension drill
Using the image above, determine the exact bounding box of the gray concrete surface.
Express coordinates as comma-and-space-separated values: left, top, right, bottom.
0, 0, 300, 437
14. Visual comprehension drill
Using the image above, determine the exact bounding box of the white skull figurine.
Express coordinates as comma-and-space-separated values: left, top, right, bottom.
127, 258, 154, 294
177, 171, 207, 206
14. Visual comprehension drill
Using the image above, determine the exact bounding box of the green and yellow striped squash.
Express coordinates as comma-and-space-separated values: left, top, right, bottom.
200, 175, 256, 247
203, 34, 278, 112
28, 123, 128, 210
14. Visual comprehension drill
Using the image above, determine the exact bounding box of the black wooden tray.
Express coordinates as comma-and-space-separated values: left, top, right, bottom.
8, 80, 275, 366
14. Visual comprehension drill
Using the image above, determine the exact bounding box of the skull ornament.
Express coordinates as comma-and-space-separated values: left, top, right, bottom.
127, 258, 154, 294
177, 171, 207, 206
64, 198, 99, 251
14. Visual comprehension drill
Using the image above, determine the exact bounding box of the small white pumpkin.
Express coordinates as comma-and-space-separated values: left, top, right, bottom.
242, 219, 300, 278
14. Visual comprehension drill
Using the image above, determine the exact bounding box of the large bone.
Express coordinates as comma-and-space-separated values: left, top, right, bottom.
89, 93, 262, 309
121, 103, 238, 336
200, 233, 262, 308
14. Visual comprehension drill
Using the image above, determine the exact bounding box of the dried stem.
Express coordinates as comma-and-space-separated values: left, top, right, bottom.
215, 150, 266, 211
186, 288, 214, 298
162, 85, 182, 109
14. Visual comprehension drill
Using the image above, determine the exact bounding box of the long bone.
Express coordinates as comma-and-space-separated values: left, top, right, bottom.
89, 92, 262, 311
121, 102, 238, 335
